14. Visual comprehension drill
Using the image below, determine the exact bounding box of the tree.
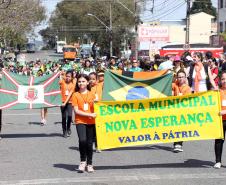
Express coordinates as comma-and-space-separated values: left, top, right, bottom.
39, 28, 56, 49
0, 0, 46, 47
41, 0, 143, 56
190, 0, 217, 18
220, 31, 226, 42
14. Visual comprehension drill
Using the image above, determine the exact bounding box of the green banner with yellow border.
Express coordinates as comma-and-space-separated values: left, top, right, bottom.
94, 91, 223, 150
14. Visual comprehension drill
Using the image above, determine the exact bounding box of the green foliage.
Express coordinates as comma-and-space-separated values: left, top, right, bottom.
220, 32, 226, 42
0, 0, 46, 47
42, 0, 140, 55
190, 0, 217, 18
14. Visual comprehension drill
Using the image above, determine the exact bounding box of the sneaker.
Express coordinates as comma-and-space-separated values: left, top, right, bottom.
93, 143, 96, 150
40, 119, 46, 126
87, 165, 94, 173
173, 144, 183, 153
63, 132, 67, 138
67, 129, 71, 136
95, 149, 101, 153
214, 162, 221, 169
77, 161, 86, 173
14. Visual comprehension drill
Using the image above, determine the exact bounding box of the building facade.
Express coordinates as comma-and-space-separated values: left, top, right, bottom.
218, 0, 226, 33
139, 12, 216, 51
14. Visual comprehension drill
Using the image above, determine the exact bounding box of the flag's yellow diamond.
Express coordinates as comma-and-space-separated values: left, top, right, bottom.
109, 82, 167, 101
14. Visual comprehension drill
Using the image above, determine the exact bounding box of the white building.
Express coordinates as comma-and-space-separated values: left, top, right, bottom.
218, 0, 226, 32
190, 12, 215, 43
139, 12, 217, 51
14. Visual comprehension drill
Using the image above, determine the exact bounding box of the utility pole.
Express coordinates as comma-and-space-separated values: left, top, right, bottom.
134, 0, 138, 61
185, 0, 191, 50
109, 2, 113, 57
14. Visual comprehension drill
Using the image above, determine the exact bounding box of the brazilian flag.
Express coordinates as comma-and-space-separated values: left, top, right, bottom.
102, 70, 172, 101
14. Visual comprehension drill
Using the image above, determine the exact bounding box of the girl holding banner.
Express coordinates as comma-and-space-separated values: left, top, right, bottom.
72, 74, 96, 173
214, 71, 226, 169
89, 72, 104, 153
59, 70, 76, 138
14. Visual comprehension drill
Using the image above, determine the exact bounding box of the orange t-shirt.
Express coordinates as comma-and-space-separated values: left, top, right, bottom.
59, 80, 75, 103
220, 89, 226, 120
91, 82, 103, 101
172, 83, 191, 96
72, 91, 95, 124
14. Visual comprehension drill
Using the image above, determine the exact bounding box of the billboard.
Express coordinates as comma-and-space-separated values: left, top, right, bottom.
138, 26, 169, 42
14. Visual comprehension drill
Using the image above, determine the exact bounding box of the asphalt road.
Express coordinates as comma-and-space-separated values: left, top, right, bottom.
17, 50, 63, 62
0, 108, 226, 185
1, 51, 226, 185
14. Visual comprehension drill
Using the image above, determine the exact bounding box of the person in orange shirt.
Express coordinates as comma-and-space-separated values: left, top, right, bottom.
214, 71, 226, 169
89, 72, 103, 153
172, 70, 191, 152
59, 70, 76, 138
72, 74, 96, 173
97, 70, 104, 92
89, 72, 103, 101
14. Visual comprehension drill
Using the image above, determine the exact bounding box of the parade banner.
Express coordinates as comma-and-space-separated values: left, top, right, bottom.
102, 70, 172, 101
0, 69, 61, 109
95, 91, 223, 150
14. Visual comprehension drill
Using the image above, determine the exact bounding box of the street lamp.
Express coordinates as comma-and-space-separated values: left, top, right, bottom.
87, 12, 113, 57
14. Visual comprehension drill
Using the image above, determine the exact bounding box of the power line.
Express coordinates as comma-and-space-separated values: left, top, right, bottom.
142, 0, 184, 19
143, 0, 170, 12
142, 1, 186, 22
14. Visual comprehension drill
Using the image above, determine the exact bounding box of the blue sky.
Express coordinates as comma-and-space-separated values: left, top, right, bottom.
36, 0, 218, 40
42, 0, 218, 20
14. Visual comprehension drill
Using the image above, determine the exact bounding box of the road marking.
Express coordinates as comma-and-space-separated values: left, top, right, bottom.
3, 113, 60, 116
1, 173, 226, 185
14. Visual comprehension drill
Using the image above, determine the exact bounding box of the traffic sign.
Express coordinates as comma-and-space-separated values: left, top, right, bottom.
183, 44, 190, 50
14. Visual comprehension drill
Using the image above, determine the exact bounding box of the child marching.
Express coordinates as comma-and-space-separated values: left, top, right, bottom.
59, 70, 76, 137
72, 74, 96, 173
214, 71, 226, 169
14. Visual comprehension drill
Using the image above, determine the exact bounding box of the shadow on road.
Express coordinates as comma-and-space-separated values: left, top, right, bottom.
28, 122, 42, 125
69, 146, 79, 151
1, 133, 62, 138
48, 54, 63, 57
4, 123, 14, 125
53, 164, 76, 171
53, 159, 214, 171
54, 122, 62, 125
94, 159, 214, 170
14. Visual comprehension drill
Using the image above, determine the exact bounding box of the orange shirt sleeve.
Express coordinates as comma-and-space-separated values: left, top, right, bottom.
91, 83, 103, 101
179, 85, 191, 95
72, 93, 78, 107
220, 90, 226, 120
60, 80, 65, 102
59, 79, 63, 85
96, 83, 103, 101
172, 83, 179, 96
